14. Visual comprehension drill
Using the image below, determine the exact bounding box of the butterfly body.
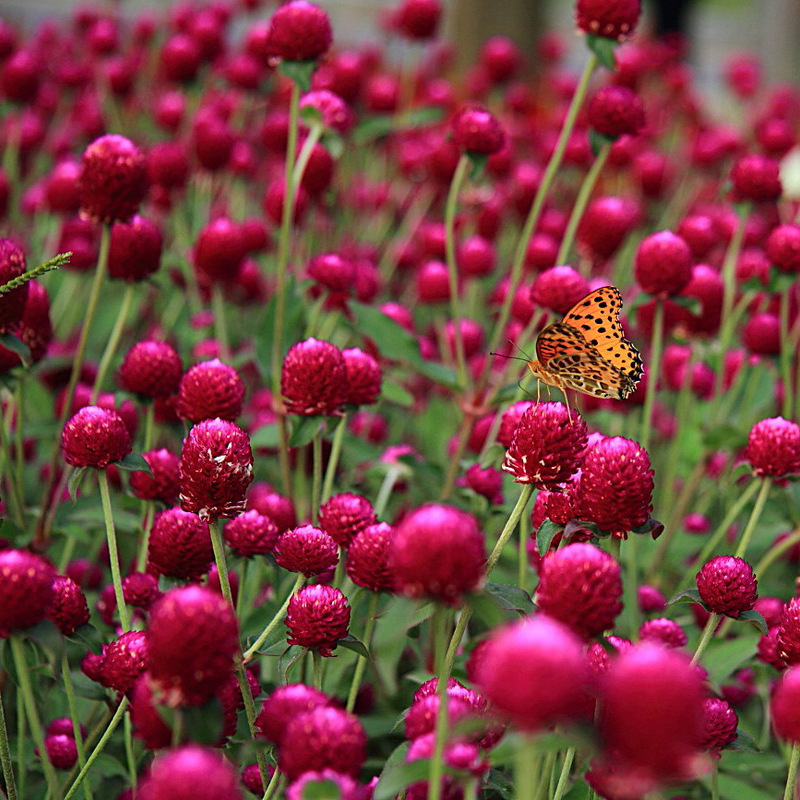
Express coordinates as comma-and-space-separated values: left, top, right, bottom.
528, 287, 642, 401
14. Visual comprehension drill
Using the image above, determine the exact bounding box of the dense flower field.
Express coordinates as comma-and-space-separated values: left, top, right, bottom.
0, 0, 799, 798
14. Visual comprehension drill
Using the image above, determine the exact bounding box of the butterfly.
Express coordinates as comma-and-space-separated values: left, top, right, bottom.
526, 286, 643, 409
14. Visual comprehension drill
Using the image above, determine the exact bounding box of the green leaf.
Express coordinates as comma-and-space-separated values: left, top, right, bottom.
249, 423, 280, 450
114, 453, 151, 473
589, 129, 614, 156
714, 771, 775, 800
483, 582, 534, 613
536, 520, 562, 555
381, 380, 414, 407
374, 759, 432, 800
353, 107, 444, 145
24, 620, 64, 658
631, 517, 664, 540
736, 609, 768, 635
701, 634, 759, 685
467, 152, 488, 181
766, 267, 798, 293
671, 294, 702, 314
289, 415, 325, 448
298, 778, 344, 799
278, 59, 316, 91
0, 332, 30, 362
483, 769, 516, 800
479, 443, 505, 470
729, 728, 760, 753
703, 424, 747, 451
68, 466, 89, 499
348, 301, 420, 363
668, 588, 702, 605
585, 34, 617, 70
182, 698, 225, 745
337, 633, 369, 659
414, 359, 460, 390
298, 104, 325, 128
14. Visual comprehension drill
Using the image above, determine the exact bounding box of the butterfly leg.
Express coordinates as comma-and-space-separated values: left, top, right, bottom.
561, 388, 573, 424
536, 380, 541, 405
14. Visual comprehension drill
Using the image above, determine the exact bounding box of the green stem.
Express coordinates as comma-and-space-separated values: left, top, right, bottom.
639, 297, 664, 453
690, 612, 720, 666
487, 485, 535, 574
623, 536, 641, 638
123, 714, 136, 791
783, 741, 800, 800
91, 283, 135, 403
0, 664, 17, 800
98, 471, 131, 631
755, 525, 800, 579
733, 477, 772, 560
780, 290, 794, 418
441, 411, 477, 500
518, 508, 529, 593
15, 684, 24, 800
552, 747, 575, 800
0, 398, 24, 529
427, 607, 453, 800
515, 735, 541, 800
244, 572, 306, 661
346, 593, 379, 712
63, 699, 128, 800
9, 636, 62, 800
321, 414, 347, 505
12, 379, 25, 524
310, 432, 323, 525
136, 501, 155, 573
374, 466, 403, 519
311, 651, 323, 690
559, 143, 611, 268
261, 767, 282, 800
60, 653, 92, 800
211, 284, 231, 362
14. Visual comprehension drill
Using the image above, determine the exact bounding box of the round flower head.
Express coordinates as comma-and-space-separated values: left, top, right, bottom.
129, 673, 171, 750
575, 0, 641, 41
634, 231, 693, 297
730, 154, 782, 203
130, 449, 180, 506
123, 572, 161, 610
118, 341, 182, 399
224, 510, 279, 557
452, 106, 506, 156
256, 683, 331, 744
0, 238, 29, 332
766, 223, 800, 273
47, 575, 90, 635
61, 406, 132, 469
393, 0, 442, 40
147, 508, 213, 580
148, 586, 239, 707
480, 35, 522, 84
476, 614, 589, 732
300, 91, 354, 135
391, 504, 486, 606
285, 584, 350, 656
578, 195, 641, 260
778, 597, 800, 666
498, 401, 534, 448
347, 522, 395, 593
696, 556, 758, 618
699, 698, 738, 754
137, 745, 242, 800
179, 419, 253, 521
530, 266, 589, 315
0, 550, 56, 636
318, 493, 377, 548
193, 218, 247, 284
341, 348, 382, 406
535, 543, 623, 639
502, 402, 587, 489
266, 1, 332, 62
638, 584, 667, 613
638, 618, 688, 649
79, 134, 148, 224
307, 253, 355, 292
286, 770, 358, 800
576, 435, 654, 536
772, 667, 800, 742
744, 417, 800, 478
108, 215, 163, 282
44, 734, 78, 770
247, 483, 297, 532
274, 525, 339, 576
0, 280, 52, 371
587, 86, 646, 140
282, 338, 347, 417
278, 705, 366, 781
177, 360, 245, 423
100, 630, 149, 695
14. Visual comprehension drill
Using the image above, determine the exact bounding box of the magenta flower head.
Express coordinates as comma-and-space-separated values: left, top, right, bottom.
341, 347, 382, 406
118, 340, 182, 399
318, 492, 377, 548
281, 338, 347, 417
256, 683, 331, 744
634, 231, 693, 297
274, 525, 339, 576
587, 86, 646, 140
148, 586, 239, 707
391, 504, 486, 606
286, 771, 357, 800
730, 154, 782, 203
278, 705, 366, 781
193, 218, 247, 285
179, 419, 253, 522
300, 90, 354, 135
452, 106, 506, 156
745, 417, 800, 478
639, 618, 688, 649
575, 0, 641, 41
576, 435, 654, 537
502, 402, 587, 490
47, 576, 90, 636
61, 406, 132, 469
696, 556, 758, 618
476, 614, 589, 732
147, 508, 213, 580
285, 584, 351, 656
347, 522, 395, 593
44, 735, 78, 770
0, 550, 56, 636
766, 223, 800, 274
772, 667, 800, 742
79, 134, 148, 224
700, 698, 738, 754
177, 360, 245, 423
393, 0, 442, 40
0, 238, 29, 332
779, 597, 800, 666
266, 1, 333, 62
130, 449, 180, 506
224, 510, 279, 557
530, 266, 589, 315
108, 215, 163, 282
100, 630, 149, 695
137, 745, 242, 800
536, 543, 623, 639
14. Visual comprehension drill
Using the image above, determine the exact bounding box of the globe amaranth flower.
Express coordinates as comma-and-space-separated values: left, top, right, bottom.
47, 575, 90, 636
193, 217, 247, 284
0, 281, 53, 373
281, 338, 347, 416
256, 683, 331, 744
745, 417, 800, 478
118, 340, 182, 399
224, 510, 279, 557
44, 735, 78, 770
0, 550, 56, 636
147, 507, 213, 580
529, 266, 589, 315
535, 543, 623, 639
497, 401, 534, 448
575, 0, 641, 41
587, 86, 646, 140
78, 134, 148, 224
108, 215, 163, 282
476, 614, 589, 732
130, 449, 180, 506
278, 705, 366, 781
778, 597, 800, 666
247, 482, 297, 532
772, 667, 800, 742
99, 630, 148, 695
457, 463, 504, 505
452, 106, 506, 156
392, 0, 442, 40
730, 154, 782, 203
179, 418, 253, 521
634, 231, 693, 297
177, 359, 245, 423
638, 618, 688, 648
502, 402, 587, 489
405, 734, 486, 800
347, 522, 395, 593
266, 1, 332, 62
287, 770, 358, 800
696, 556, 758, 618
62, 406, 132, 469
341, 347, 382, 406
285, 584, 350, 656
148, 586, 239, 707
391, 504, 485, 606
575, 435, 654, 536
766, 223, 800, 273
0, 237, 29, 331
318, 492, 377, 548
699, 698, 738, 755
137, 745, 241, 800
274, 525, 339, 576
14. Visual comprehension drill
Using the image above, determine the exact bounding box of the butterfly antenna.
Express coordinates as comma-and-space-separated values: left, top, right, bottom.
508, 340, 533, 361
489, 351, 529, 363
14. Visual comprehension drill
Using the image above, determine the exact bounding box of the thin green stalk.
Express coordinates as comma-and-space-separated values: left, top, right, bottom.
63, 699, 128, 800
0, 671, 17, 800
690, 612, 720, 666
90, 283, 135, 403
374, 466, 403, 519
560, 143, 611, 268
0, 399, 24, 529
12, 379, 25, 523
123, 714, 136, 792
733, 477, 772, 559
623, 536, 641, 638
211, 284, 231, 362
321, 414, 347, 505
538, 750, 557, 800
441, 411, 478, 500
9, 636, 62, 800
515, 735, 542, 800
755, 526, 800, 579
640, 297, 664, 453
60, 653, 91, 800
518, 509, 529, 593
261, 767, 283, 800
244, 572, 306, 661
780, 289, 794, 417
98, 471, 131, 632
487, 485, 535, 574
783, 741, 800, 800
346, 592, 379, 712
427, 607, 453, 800
236, 558, 249, 620
15, 685, 24, 800
310, 432, 323, 524
136, 501, 155, 573
311, 651, 323, 691
552, 747, 575, 800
